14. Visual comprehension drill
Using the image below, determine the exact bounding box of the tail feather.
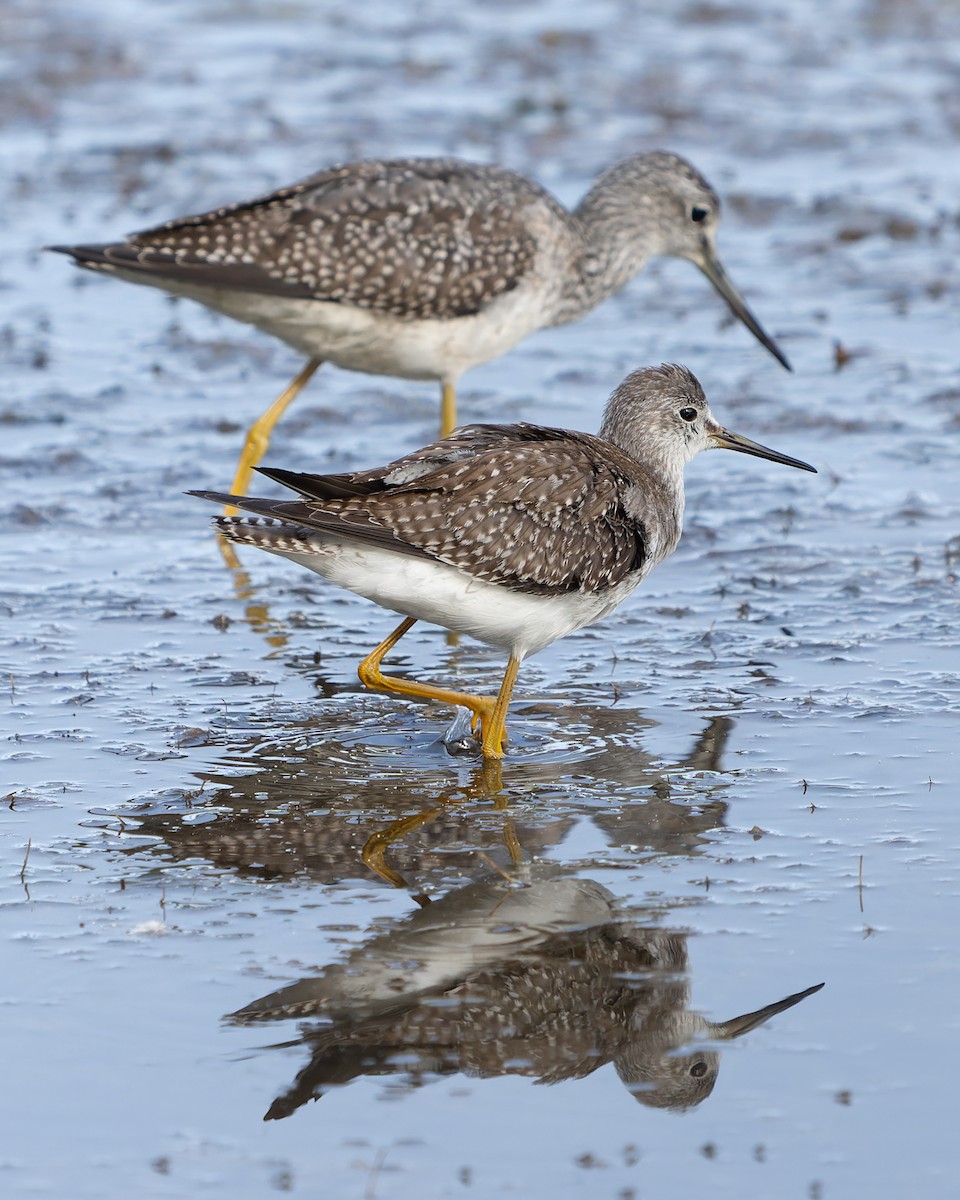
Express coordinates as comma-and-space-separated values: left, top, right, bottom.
48, 242, 110, 261
187, 488, 312, 524
213, 514, 321, 555
47, 242, 136, 272
186, 489, 324, 553
256, 465, 374, 500
188, 487, 262, 510
187, 488, 426, 560
48, 240, 312, 295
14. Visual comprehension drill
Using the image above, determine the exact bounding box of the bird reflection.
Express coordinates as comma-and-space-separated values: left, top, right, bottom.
229, 866, 822, 1119
123, 713, 735, 887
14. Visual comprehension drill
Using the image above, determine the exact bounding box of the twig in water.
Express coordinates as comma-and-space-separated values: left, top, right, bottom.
365, 1147, 390, 1200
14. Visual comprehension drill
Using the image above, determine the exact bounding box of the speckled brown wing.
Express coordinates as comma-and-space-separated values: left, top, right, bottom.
207, 426, 650, 596
57, 158, 549, 320
257, 422, 553, 499
353, 432, 648, 594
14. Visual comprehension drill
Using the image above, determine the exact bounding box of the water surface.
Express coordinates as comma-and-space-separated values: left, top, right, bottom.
2, 1, 959, 1196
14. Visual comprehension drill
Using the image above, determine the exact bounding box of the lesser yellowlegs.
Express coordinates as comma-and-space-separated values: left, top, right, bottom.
52, 153, 790, 498
192, 364, 814, 758
228, 867, 824, 1116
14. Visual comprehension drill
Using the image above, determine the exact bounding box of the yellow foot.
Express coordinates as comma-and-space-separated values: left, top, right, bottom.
357, 622, 518, 760
479, 728, 508, 759
468, 701, 509, 756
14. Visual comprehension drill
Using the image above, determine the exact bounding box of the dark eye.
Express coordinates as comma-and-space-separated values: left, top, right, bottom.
691, 206, 709, 223
689, 1061, 708, 1078
679, 406, 698, 422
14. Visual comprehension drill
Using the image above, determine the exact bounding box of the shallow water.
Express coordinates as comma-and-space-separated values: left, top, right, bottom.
2, 0, 959, 1196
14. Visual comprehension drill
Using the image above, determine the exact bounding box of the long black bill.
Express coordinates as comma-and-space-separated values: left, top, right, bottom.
711, 425, 817, 473
713, 981, 825, 1040
697, 242, 792, 372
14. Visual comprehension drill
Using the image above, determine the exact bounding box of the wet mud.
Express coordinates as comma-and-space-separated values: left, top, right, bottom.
2, 1, 959, 1196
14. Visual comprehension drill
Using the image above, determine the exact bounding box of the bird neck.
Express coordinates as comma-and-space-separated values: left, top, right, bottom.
599, 410, 687, 559
551, 182, 662, 323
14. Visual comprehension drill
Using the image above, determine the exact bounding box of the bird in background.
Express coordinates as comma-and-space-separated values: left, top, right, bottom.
51, 152, 791, 500
192, 363, 815, 759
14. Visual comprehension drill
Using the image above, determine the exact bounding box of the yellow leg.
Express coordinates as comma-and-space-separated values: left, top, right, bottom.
440, 379, 457, 439
479, 654, 521, 760
357, 618, 513, 755
224, 355, 324, 514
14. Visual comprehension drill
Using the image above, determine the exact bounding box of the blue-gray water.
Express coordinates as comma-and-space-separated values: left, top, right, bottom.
2, 0, 958, 1196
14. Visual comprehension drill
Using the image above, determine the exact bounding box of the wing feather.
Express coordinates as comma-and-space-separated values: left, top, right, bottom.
202, 427, 650, 595
54, 158, 561, 320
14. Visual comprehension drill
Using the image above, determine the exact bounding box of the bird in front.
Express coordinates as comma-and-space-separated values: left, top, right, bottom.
191, 364, 815, 758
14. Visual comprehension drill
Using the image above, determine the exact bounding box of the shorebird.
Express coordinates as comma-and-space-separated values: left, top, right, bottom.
52, 152, 790, 498
192, 364, 814, 758
227, 867, 824, 1118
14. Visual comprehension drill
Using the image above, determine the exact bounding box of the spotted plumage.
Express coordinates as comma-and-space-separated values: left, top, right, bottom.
56, 159, 547, 321
191, 364, 815, 758
50, 152, 792, 498
211, 424, 654, 596
226, 870, 824, 1119
50, 152, 792, 355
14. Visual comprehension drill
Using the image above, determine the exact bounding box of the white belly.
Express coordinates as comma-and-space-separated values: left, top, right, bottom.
111, 268, 557, 383
272, 538, 642, 659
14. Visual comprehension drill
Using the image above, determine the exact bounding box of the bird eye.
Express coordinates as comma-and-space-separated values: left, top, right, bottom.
689, 1061, 708, 1078
691, 206, 709, 223
679, 406, 698, 422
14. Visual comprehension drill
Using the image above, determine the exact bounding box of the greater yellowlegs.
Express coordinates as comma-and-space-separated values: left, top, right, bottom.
192, 364, 814, 758
53, 153, 790, 498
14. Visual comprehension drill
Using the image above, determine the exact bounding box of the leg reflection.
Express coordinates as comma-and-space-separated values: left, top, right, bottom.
361, 760, 511, 892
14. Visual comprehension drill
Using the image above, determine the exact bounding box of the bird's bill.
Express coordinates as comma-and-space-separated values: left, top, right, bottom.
712, 981, 825, 1040
710, 423, 817, 473
694, 242, 792, 371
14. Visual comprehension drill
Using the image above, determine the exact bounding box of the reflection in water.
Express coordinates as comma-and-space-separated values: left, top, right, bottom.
123, 714, 735, 888
111, 709, 824, 1118
359, 762, 521, 892
223, 553, 289, 649
230, 867, 822, 1119
113, 709, 822, 1118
